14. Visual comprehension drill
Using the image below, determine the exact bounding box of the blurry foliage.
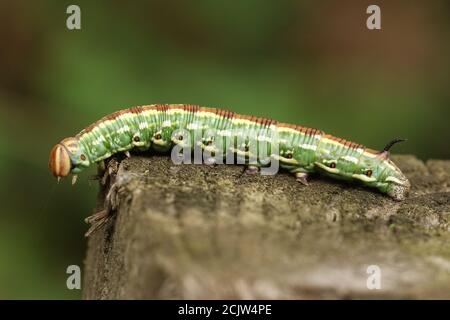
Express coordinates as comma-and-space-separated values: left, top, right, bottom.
0, 0, 448, 298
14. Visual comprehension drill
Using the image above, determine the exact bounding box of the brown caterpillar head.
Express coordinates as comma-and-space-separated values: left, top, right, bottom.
49, 137, 86, 179
49, 144, 71, 178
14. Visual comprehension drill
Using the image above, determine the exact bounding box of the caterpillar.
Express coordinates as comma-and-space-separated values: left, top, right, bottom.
49, 104, 410, 201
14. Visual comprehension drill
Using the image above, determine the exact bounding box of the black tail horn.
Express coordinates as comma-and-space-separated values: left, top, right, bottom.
382, 138, 407, 153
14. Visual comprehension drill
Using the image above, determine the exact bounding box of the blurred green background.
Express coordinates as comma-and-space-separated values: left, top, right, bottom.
0, 0, 448, 299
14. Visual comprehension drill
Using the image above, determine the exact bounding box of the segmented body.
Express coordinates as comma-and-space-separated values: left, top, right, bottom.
50, 104, 411, 201
76, 104, 377, 173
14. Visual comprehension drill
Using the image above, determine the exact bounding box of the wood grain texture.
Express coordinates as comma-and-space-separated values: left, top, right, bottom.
83, 155, 450, 299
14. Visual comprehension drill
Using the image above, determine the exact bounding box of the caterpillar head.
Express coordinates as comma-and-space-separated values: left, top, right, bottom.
49, 137, 90, 180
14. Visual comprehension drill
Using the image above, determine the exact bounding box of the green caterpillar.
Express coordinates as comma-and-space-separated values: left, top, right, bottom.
49, 104, 410, 201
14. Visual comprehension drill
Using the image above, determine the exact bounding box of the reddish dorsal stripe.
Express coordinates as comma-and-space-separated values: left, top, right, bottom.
278, 123, 325, 136
323, 134, 364, 150
75, 104, 380, 153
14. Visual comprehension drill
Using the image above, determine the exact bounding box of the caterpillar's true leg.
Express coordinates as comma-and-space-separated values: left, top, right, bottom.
294, 172, 309, 185
124, 151, 131, 158
91, 158, 119, 186
86, 161, 107, 185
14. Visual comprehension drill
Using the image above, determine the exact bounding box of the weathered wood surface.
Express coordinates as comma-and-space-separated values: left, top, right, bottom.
83, 155, 450, 299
